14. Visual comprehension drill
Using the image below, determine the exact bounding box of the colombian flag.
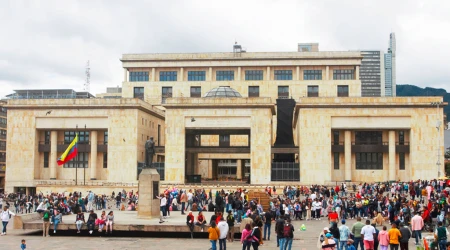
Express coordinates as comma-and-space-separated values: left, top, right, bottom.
57, 134, 78, 166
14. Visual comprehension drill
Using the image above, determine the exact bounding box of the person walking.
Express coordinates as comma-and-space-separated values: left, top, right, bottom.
398, 222, 411, 250
1, 206, 15, 235
378, 226, 389, 250
360, 219, 376, 250
75, 210, 85, 234
388, 223, 402, 250
241, 223, 253, 250
351, 217, 365, 250
411, 212, 424, 246
226, 210, 235, 242
42, 208, 51, 237
218, 217, 229, 250
339, 220, 350, 250
208, 221, 220, 250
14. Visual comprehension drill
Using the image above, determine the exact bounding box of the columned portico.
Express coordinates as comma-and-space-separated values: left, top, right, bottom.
49, 131, 57, 180
344, 130, 351, 182
90, 130, 98, 180
388, 130, 396, 181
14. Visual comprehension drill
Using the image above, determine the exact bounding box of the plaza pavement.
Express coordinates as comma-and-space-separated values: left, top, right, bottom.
3, 209, 433, 250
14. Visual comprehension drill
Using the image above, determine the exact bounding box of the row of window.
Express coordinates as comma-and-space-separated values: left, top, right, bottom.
333, 131, 407, 146
44, 152, 108, 168
44, 131, 108, 144
134, 85, 350, 100
129, 69, 355, 82
333, 152, 406, 170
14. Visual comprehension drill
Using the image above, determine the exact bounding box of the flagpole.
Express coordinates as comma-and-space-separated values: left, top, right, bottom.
84, 124, 86, 186
76, 124, 78, 186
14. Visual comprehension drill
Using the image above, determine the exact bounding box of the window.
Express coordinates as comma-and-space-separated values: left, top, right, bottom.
356, 152, 383, 170
337, 85, 349, 97
133, 87, 144, 99
399, 152, 405, 170
333, 131, 340, 145
307, 86, 319, 97
334, 152, 340, 169
399, 131, 404, 145
44, 152, 49, 168
219, 134, 230, 147
161, 87, 172, 104
216, 71, 234, 81
104, 131, 108, 145
278, 86, 289, 98
157, 125, 161, 146
274, 70, 292, 80
218, 167, 237, 176
333, 69, 354, 80
159, 71, 177, 81
303, 70, 322, 80
129, 72, 149, 82
64, 131, 89, 144
44, 131, 50, 144
190, 87, 201, 97
188, 71, 206, 81
245, 70, 263, 81
103, 153, 108, 168
64, 152, 88, 168
355, 131, 382, 145
248, 86, 260, 97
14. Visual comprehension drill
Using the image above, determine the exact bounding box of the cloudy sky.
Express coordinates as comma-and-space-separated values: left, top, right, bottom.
1, 0, 449, 98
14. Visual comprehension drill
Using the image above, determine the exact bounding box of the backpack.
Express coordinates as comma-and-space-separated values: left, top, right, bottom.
283, 224, 292, 238
43, 212, 49, 219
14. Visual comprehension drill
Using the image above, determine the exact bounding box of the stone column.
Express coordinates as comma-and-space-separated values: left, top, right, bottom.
296, 66, 300, 80
237, 67, 241, 81
49, 131, 58, 180
179, 67, 184, 81
236, 159, 242, 180
389, 130, 396, 181
344, 130, 351, 182
90, 131, 98, 180
209, 67, 213, 81
266, 67, 271, 80
326, 66, 329, 80
208, 160, 213, 179
151, 68, 156, 81
355, 66, 360, 80
123, 68, 128, 82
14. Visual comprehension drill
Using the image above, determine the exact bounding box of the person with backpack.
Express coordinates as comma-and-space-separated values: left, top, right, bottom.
42, 208, 51, 237
282, 218, 294, 250
275, 216, 286, 248
1, 206, 15, 235
226, 210, 235, 242
435, 221, 449, 250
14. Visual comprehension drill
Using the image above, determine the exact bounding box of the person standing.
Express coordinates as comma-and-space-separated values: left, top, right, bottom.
411, 212, 424, 246
263, 208, 272, 241
339, 220, 350, 250
282, 218, 294, 250
388, 223, 402, 250
186, 189, 194, 212
180, 190, 187, 215
435, 221, 449, 250
275, 216, 286, 248
208, 221, 220, 250
1, 206, 15, 235
351, 217, 365, 250
378, 226, 390, 250
217, 217, 229, 250
156, 193, 167, 219
42, 208, 51, 237
360, 219, 376, 250
398, 222, 411, 250
226, 210, 235, 242
87, 191, 94, 211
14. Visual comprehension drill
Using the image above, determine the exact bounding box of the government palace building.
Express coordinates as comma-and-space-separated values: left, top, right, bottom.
3, 47, 446, 194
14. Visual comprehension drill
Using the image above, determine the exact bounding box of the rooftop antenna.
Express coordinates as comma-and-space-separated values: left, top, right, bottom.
233, 41, 246, 57
84, 60, 90, 92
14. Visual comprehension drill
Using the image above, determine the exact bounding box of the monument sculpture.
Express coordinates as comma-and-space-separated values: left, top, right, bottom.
145, 137, 155, 168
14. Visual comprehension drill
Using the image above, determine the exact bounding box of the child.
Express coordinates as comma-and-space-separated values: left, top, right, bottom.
347, 239, 356, 250
21, 239, 26, 250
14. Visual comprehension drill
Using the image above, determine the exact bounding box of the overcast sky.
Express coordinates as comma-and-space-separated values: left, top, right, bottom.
1, 0, 449, 98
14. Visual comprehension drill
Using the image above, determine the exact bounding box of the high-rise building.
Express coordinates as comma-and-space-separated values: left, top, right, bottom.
385, 33, 396, 96
360, 50, 385, 96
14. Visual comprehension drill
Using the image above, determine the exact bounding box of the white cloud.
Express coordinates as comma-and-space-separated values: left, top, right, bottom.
0, 0, 449, 98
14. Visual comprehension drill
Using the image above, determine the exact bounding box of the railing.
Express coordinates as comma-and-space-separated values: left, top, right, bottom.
352, 141, 389, 145
271, 162, 300, 181
35, 180, 138, 187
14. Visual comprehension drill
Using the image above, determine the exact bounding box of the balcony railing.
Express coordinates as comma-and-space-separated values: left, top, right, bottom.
331, 141, 345, 152
351, 141, 389, 153
38, 141, 107, 153
396, 142, 410, 153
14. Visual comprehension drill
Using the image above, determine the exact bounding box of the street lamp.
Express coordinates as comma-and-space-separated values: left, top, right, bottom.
431, 102, 443, 178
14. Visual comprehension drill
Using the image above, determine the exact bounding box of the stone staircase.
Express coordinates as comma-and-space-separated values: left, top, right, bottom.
248, 191, 271, 209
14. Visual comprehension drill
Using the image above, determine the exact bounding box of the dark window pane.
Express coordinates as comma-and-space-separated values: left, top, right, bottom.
188, 71, 206, 81
130, 71, 149, 82
245, 70, 263, 81
274, 70, 292, 80
303, 70, 322, 80
160, 71, 177, 81
216, 71, 234, 81
248, 86, 260, 97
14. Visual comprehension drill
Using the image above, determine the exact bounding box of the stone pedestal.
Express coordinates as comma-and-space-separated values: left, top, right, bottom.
137, 168, 160, 219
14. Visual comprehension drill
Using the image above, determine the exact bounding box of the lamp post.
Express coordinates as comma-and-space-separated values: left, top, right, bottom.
431, 102, 443, 178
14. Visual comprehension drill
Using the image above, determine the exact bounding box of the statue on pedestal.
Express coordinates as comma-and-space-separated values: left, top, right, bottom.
145, 137, 155, 168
